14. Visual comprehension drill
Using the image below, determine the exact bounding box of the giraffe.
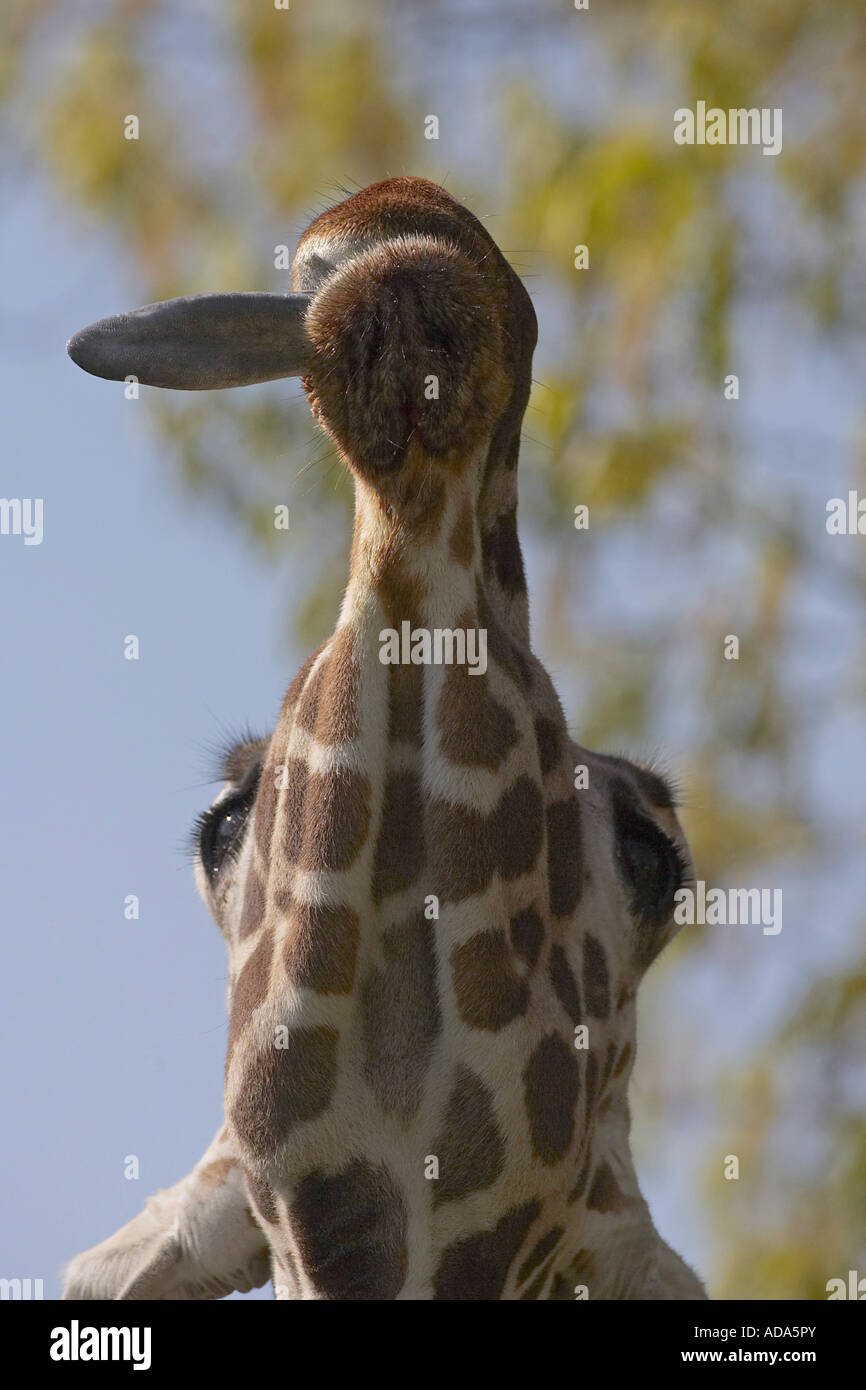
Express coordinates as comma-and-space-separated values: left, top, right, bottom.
63, 177, 706, 1301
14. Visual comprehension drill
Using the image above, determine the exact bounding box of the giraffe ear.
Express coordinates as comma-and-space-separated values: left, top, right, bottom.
67, 292, 313, 390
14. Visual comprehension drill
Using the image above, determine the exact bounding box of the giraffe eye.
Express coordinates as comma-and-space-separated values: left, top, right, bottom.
195, 751, 263, 885
611, 783, 687, 931
618, 823, 684, 925
198, 789, 255, 882
214, 804, 243, 850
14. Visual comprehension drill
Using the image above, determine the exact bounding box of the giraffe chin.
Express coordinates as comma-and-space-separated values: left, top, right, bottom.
300, 234, 512, 489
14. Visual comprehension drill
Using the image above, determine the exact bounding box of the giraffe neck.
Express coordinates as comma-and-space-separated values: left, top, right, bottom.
342, 466, 485, 639
226, 452, 654, 1299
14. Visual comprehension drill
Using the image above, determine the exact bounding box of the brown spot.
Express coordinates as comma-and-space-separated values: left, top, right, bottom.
433, 1201, 541, 1300
482, 508, 525, 596
452, 929, 529, 1031
376, 555, 425, 630
361, 916, 441, 1120
546, 798, 582, 917
387, 662, 424, 747
583, 934, 610, 1017
294, 651, 327, 733
524, 1033, 580, 1165
268, 756, 308, 863
517, 1226, 564, 1286
587, 1160, 627, 1213
549, 944, 582, 1025
432, 1066, 505, 1206
316, 626, 361, 745
296, 630, 361, 747
272, 881, 293, 918
227, 930, 274, 1056
437, 662, 517, 770
291, 1159, 408, 1300
230, 1026, 339, 1163
494, 775, 543, 879
238, 865, 267, 941
573, 1247, 596, 1278
429, 799, 493, 903
372, 771, 425, 903
378, 567, 425, 747
298, 767, 371, 871
284, 902, 360, 995
534, 715, 561, 777
449, 495, 475, 567
509, 907, 544, 967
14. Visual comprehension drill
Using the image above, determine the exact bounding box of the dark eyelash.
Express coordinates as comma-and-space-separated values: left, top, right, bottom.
185, 809, 213, 864
191, 724, 269, 786
185, 760, 264, 865
670, 838, 692, 892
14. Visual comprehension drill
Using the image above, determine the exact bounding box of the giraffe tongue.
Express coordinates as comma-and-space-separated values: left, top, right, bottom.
66, 292, 313, 390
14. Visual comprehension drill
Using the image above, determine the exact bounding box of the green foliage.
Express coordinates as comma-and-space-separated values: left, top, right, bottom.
710, 944, 866, 1298
3, 0, 863, 1297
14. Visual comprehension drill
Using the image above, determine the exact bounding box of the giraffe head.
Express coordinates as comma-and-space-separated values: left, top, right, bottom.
69, 178, 703, 1299
292, 179, 534, 502
67, 178, 535, 632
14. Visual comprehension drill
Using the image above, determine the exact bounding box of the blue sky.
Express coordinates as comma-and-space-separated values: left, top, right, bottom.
0, 178, 301, 1298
